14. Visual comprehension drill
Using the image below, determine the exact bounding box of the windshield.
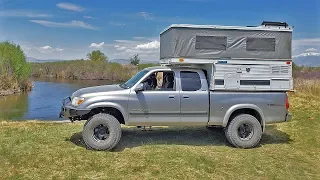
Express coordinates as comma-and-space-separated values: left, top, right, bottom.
120, 69, 149, 89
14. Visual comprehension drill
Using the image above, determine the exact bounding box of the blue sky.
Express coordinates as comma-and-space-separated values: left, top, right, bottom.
0, 0, 319, 61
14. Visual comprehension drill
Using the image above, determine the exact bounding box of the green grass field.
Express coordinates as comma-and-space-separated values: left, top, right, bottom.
0, 89, 320, 179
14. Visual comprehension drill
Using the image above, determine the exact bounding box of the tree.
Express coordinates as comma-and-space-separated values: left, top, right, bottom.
87, 50, 107, 62
0, 41, 31, 81
130, 54, 140, 65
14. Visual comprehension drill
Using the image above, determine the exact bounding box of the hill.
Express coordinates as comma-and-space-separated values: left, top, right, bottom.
293, 52, 320, 67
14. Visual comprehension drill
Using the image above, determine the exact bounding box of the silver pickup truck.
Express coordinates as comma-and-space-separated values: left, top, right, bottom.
60, 66, 291, 150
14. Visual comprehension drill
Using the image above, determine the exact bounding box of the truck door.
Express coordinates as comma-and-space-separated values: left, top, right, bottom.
179, 70, 209, 125
128, 70, 181, 126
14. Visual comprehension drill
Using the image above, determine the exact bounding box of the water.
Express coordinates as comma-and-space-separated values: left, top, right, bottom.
0, 78, 118, 121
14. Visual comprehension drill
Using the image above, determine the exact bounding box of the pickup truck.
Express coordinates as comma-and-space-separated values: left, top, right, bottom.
60, 66, 291, 150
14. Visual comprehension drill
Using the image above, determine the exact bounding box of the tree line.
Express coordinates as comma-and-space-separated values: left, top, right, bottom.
87, 50, 140, 65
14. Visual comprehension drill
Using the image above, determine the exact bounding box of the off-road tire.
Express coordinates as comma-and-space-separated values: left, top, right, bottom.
225, 114, 262, 148
82, 113, 122, 151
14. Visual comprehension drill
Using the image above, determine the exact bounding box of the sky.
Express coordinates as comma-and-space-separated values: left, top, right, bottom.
0, 0, 319, 61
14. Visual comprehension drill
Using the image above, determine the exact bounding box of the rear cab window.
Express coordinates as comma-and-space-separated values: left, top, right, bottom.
180, 71, 201, 91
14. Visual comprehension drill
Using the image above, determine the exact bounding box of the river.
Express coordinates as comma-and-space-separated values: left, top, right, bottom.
0, 78, 118, 121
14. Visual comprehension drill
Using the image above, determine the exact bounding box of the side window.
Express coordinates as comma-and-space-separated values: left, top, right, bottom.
246, 37, 275, 52
180, 71, 201, 91
142, 71, 175, 91
195, 36, 227, 50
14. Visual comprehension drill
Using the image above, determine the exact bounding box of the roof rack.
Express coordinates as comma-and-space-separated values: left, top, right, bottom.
261, 21, 288, 27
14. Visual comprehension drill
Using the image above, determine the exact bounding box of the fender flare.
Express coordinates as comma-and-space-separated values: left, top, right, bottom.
86, 102, 128, 125
222, 104, 265, 130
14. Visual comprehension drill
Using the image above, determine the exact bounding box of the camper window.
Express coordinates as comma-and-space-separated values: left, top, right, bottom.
246, 37, 275, 51
195, 36, 227, 50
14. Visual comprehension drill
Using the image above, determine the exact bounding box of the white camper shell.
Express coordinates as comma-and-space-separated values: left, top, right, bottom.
160, 21, 293, 91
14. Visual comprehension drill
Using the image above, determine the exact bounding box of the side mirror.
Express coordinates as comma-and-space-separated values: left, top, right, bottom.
135, 83, 144, 92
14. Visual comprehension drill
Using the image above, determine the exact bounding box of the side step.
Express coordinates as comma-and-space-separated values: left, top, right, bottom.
136, 126, 153, 131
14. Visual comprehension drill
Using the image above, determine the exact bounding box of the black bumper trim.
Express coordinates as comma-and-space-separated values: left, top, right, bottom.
59, 104, 90, 118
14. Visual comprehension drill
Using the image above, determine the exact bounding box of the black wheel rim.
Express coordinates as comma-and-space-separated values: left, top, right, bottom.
93, 124, 110, 141
237, 123, 254, 140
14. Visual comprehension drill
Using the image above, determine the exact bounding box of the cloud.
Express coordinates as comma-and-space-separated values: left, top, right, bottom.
133, 37, 146, 40
114, 39, 140, 44
55, 48, 64, 52
135, 40, 160, 50
30, 20, 98, 30
83, 16, 97, 19
137, 12, 153, 20
0, 10, 52, 18
108, 21, 126, 26
305, 48, 318, 52
37, 45, 64, 53
113, 12, 198, 23
40, 45, 51, 50
112, 38, 160, 61
293, 38, 320, 46
293, 52, 320, 58
56, 2, 85, 12
114, 45, 126, 50
89, 42, 105, 48
292, 38, 320, 56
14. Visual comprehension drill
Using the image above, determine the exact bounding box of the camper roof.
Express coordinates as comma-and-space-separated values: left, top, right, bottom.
160, 22, 293, 35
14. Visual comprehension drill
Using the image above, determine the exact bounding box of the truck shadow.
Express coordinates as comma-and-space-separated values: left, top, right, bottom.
68, 125, 291, 152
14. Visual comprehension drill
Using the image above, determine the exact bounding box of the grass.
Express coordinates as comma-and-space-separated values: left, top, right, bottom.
294, 79, 320, 95
0, 90, 319, 179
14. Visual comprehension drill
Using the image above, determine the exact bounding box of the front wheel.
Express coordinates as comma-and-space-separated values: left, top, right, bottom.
82, 113, 122, 151
225, 114, 262, 148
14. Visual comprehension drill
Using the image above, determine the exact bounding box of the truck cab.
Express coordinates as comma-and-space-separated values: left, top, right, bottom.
126, 66, 209, 126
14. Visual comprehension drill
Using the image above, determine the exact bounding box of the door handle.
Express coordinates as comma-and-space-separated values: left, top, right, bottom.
168, 95, 175, 99
183, 95, 190, 99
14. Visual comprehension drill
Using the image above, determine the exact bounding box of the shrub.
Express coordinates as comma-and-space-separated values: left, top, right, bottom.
0, 41, 31, 92
130, 54, 140, 65
31, 60, 139, 82
87, 50, 108, 62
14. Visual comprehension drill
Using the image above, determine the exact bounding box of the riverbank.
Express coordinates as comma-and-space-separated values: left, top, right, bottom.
0, 91, 319, 179
0, 77, 33, 96
30, 60, 156, 81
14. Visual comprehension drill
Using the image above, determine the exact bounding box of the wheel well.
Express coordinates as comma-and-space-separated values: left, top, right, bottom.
87, 107, 125, 124
228, 108, 263, 126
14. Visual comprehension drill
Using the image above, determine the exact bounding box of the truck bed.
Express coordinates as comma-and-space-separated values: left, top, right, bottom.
208, 91, 288, 126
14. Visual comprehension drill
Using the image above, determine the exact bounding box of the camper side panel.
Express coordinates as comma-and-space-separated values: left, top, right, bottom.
210, 63, 293, 91
160, 27, 292, 60
160, 28, 174, 60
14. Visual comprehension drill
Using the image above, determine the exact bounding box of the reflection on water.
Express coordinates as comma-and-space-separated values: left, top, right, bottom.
0, 93, 29, 120
0, 78, 118, 121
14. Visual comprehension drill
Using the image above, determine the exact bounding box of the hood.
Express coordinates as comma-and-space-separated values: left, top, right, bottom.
72, 84, 123, 97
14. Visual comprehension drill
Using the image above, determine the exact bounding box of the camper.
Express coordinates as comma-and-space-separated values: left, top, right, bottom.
160, 21, 293, 91
60, 21, 292, 150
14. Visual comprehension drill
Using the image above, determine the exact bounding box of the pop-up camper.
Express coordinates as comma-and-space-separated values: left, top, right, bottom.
160, 21, 293, 91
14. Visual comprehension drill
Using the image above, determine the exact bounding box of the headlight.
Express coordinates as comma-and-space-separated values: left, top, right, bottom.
72, 97, 85, 106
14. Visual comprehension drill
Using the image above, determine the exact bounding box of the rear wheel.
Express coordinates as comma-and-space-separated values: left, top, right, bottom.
82, 113, 121, 151
225, 114, 262, 148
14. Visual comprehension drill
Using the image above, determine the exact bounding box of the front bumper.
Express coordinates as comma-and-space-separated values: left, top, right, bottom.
59, 97, 90, 118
